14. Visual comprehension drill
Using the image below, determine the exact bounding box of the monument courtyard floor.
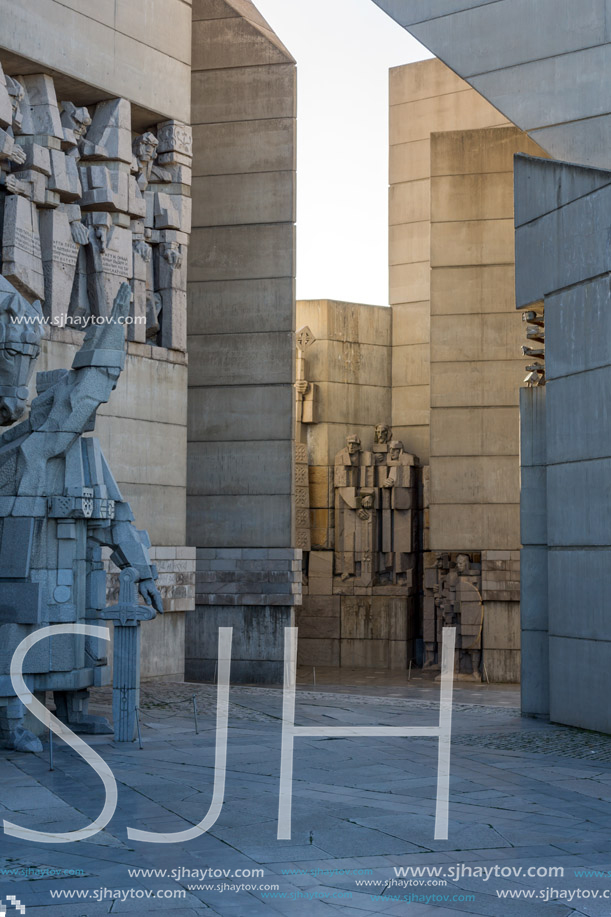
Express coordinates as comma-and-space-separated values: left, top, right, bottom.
2, 672, 611, 916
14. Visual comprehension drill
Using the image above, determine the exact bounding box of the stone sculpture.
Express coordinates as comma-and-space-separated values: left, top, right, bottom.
105, 566, 157, 742
0, 279, 163, 751
424, 552, 483, 677
334, 429, 417, 588
0, 61, 191, 350
334, 435, 373, 583
375, 440, 415, 586
295, 325, 317, 428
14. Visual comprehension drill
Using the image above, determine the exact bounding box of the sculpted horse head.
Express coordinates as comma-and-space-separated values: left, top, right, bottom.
0, 276, 44, 425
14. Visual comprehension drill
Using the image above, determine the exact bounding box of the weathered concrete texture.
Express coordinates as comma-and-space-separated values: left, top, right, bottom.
297, 592, 416, 670
549, 635, 611, 734
188, 384, 293, 442
188, 441, 293, 496
515, 156, 611, 308
429, 504, 519, 553
192, 118, 295, 176
295, 300, 392, 554
516, 156, 611, 730
188, 494, 292, 548
0, 0, 191, 122
185, 605, 294, 684
521, 391, 547, 714
374, 0, 611, 169
389, 59, 510, 465
188, 0, 296, 562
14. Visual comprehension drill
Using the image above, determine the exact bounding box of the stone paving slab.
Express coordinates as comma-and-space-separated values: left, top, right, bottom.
0, 680, 610, 915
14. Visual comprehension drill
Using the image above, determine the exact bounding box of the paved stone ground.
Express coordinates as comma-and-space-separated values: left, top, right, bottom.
1, 675, 611, 916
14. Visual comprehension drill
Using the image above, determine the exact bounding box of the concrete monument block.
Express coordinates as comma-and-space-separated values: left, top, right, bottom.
80, 98, 132, 164
60, 101, 92, 152
18, 74, 63, 141
39, 208, 79, 323
83, 219, 133, 317
1, 193, 44, 301
0, 62, 13, 130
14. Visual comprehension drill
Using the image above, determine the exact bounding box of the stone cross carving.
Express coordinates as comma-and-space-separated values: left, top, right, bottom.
295, 325, 316, 428
0, 280, 162, 751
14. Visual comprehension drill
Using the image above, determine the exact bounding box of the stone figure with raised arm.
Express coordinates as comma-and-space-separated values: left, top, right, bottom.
0, 278, 162, 751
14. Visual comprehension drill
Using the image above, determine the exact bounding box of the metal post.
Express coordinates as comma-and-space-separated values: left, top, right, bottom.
192, 694, 199, 734
49, 728, 54, 771
135, 706, 143, 749
408, 659, 412, 681
312, 667, 316, 686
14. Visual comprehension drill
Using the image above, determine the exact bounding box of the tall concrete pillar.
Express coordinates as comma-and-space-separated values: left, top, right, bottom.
519, 386, 548, 717
186, 0, 299, 682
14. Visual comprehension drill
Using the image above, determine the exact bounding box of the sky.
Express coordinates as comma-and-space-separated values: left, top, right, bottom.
254, 0, 431, 306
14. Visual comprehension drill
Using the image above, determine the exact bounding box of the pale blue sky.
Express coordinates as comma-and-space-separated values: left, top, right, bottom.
254, 0, 430, 305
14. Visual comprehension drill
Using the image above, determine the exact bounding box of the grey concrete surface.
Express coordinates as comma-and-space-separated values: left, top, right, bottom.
373, 0, 611, 168
2, 675, 611, 915
516, 155, 611, 733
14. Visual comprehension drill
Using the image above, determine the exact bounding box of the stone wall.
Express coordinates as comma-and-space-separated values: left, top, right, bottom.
0, 5, 194, 681
389, 59, 508, 463
516, 154, 611, 731
388, 59, 548, 683
186, 0, 299, 683
294, 301, 418, 669
0, 0, 191, 124
296, 300, 392, 551
374, 0, 611, 169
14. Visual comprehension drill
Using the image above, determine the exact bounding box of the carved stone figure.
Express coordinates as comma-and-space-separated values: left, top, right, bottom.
0, 280, 162, 751
0, 62, 191, 350
335, 435, 369, 580
0, 75, 46, 302
0, 65, 27, 170
333, 431, 418, 589
424, 552, 483, 677
374, 423, 392, 445
295, 325, 317, 429
374, 440, 416, 586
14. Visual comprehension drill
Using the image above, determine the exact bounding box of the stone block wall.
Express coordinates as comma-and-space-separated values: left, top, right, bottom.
187, 548, 302, 683
295, 300, 392, 551
185, 0, 298, 684
389, 59, 509, 463
387, 59, 549, 682
0, 0, 194, 682
516, 154, 611, 731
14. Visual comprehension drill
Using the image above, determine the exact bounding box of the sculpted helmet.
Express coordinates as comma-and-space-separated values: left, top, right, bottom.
0, 276, 44, 425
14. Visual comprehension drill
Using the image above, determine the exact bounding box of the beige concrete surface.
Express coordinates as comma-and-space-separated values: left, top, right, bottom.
389, 58, 510, 463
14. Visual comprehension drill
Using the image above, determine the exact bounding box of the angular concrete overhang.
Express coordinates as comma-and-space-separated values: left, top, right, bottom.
372, 0, 611, 169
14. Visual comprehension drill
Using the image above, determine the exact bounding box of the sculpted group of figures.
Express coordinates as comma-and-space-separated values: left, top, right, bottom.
0, 62, 191, 348
0, 277, 163, 752
334, 425, 417, 589
424, 552, 483, 679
